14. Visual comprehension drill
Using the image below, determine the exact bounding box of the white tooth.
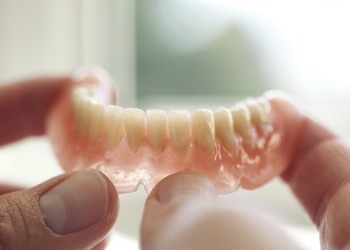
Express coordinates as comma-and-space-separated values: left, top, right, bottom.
124, 108, 146, 153
231, 104, 252, 141
168, 110, 191, 156
246, 98, 271, 125
191, 109, 216, 158
71, 93, 84, 123
146, 109, 168, 154
78, 97, 95, 136
214, 107, 235, 154
88, 103, 105, 143
105, 105, 125, 149
256, 97, 272, 123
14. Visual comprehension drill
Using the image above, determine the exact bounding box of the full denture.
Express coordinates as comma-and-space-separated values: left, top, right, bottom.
46, 67, 302, 194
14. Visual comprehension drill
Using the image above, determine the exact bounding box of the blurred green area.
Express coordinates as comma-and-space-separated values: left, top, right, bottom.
136, 0, 273, 100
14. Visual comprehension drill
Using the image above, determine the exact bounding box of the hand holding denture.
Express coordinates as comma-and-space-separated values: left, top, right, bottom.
1, 67, 350, 249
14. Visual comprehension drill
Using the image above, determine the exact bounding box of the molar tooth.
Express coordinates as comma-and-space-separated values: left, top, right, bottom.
88, 103, 105, 143
246, 97, 271, 125
168, 110, 191, 156
214, 107, 235, 154
231, 104, 252, 141
78, 97, 95, 136
191, 109, 216, 158
124, 108, 146, 153
71, 93, 84, 124
146, 109, 168, 154
105, 105, 125, 149
256, 97, 272, 123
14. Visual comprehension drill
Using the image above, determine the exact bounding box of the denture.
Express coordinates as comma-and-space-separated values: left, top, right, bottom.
47, 67, 303, 194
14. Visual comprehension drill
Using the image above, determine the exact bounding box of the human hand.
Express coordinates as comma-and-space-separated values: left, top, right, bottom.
0, 76, 118, 249
140, 96, 349, 250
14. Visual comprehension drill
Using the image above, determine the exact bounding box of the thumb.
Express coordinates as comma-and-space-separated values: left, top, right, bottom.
141, 171, 300, 250
0, 169, 118, 250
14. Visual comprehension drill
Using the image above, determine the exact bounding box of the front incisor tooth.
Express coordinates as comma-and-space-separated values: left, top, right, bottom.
214, 107, 235, 154
231, 104, 252, 141
88, 103, 105, 143
168, 110, 191, 156
146, 109, 168, 154
105, 105, 125, 149
191, 109, 216, 158
124, 108, 146, 153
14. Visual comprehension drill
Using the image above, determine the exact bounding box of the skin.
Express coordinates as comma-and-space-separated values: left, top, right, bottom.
0, 74, 349, 249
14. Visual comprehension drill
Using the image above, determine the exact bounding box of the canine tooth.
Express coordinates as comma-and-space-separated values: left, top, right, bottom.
168, 110, 191, 156
146, 109, 168, 154
214, 107, 235, 154
246, 98, 271, 125
231, 104, 252, 141
191, 109, 216, 158
88, 103, 105, 143
124, 108, 146, 152
105, 105, 125, 149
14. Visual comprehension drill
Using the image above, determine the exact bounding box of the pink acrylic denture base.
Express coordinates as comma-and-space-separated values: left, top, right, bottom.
46, 69, 302, 194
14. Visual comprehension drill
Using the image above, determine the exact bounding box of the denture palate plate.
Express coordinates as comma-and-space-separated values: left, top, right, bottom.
124, 108, 146, 153
105, 105, 125, 149
214, 107, 236, 154
146, 109, 168, 154
231, 104, 252, 142
168, 110, 191, 156
191, 109, 216, 158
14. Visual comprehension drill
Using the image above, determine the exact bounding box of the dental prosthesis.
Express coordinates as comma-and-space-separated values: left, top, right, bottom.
47, 67, 302, 194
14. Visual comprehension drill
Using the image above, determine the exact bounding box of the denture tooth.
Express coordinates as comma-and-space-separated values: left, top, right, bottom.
246, 97, 271, 125
79, 97, 95, 136
146, 109, 168, 154
231, 104, 252, 141
168, 110, 191, 156
105, 105, 125, 149
214, 107, 235, 154
71, 94, 83, 124
88, 103, 105, 143
256, 97, 272, 124
191, 109, 216, 158
71, 89, 88, 127
124, 108, 146, 153
71, 89, 82, 113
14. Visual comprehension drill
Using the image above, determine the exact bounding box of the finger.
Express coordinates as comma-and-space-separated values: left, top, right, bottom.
141, 171, 300, 250
141, 171, 215, 250
0, 183, 24, 195
0, 76, 71, 146
0, 169, 118, 250
276, 96, 350, 249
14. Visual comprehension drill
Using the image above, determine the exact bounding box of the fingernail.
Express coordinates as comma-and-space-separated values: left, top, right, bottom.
39, 170, 109, 235
157, 171, 216, 203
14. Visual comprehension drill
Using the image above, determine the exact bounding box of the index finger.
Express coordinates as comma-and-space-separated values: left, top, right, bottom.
0, 76, 71, 146
278, 97, 350, 249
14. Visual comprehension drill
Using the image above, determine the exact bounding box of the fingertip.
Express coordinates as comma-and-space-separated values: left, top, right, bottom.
150, 171, 216, 205
97, 170, 119, 223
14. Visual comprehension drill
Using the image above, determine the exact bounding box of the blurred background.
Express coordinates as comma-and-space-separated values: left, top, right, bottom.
1, 0, 350, 249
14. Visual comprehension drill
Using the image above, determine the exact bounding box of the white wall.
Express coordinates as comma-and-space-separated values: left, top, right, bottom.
0, 0, 136, 106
